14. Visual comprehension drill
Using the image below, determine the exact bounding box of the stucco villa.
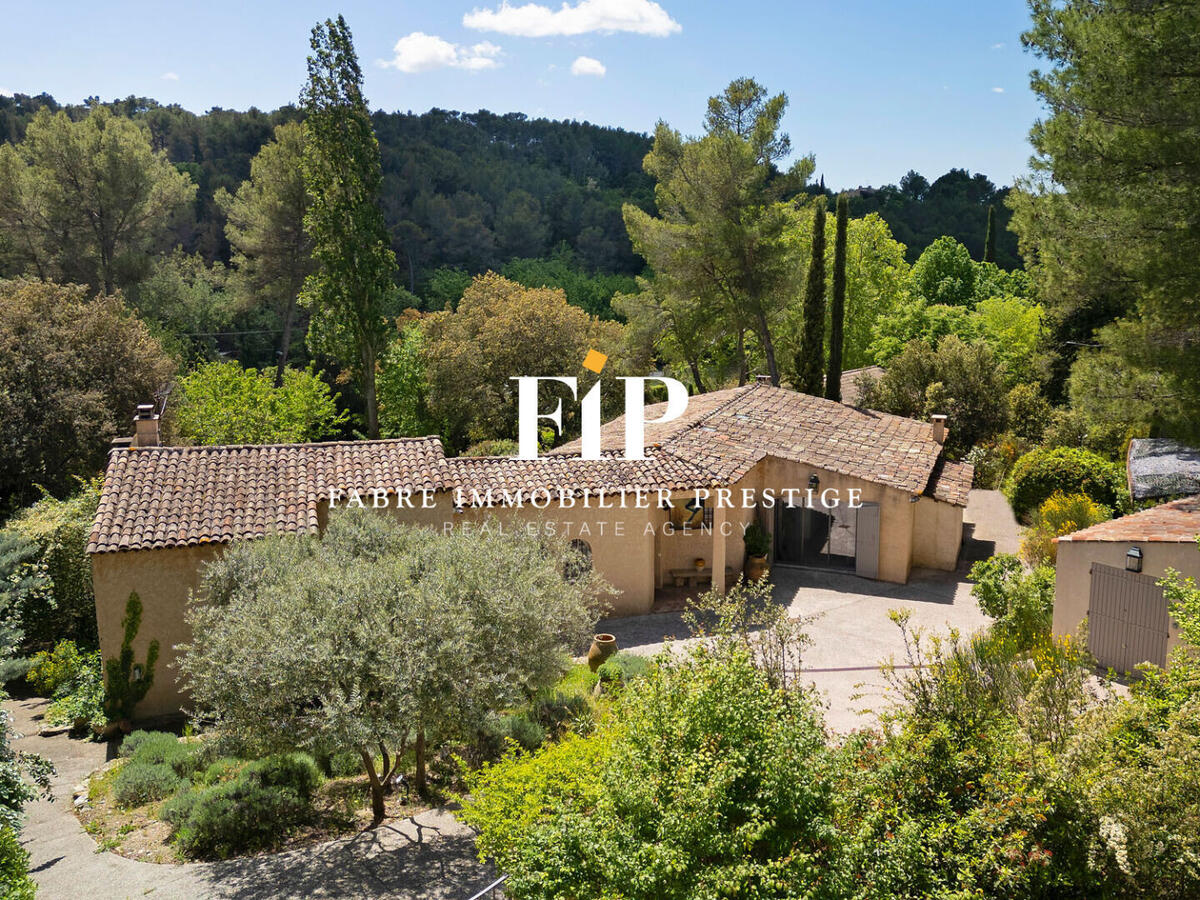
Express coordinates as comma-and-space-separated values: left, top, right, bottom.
1054, 495, 1200, 673
88, 379, 973, 717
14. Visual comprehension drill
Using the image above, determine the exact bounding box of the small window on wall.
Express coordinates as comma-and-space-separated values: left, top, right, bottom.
564, 539, 593, 582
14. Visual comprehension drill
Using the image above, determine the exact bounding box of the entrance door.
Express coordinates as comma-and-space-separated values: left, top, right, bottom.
1089, 563, 1171, 672
774, 503, 858, 571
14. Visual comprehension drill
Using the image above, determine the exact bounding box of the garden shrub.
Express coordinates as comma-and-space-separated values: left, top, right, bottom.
1004, 446, 1126, 521
25, 639, 85, 696
595, 652, 650, 686
0, 824, 35, 900
159, 785, 200, 827
3, 479, 101, 648
325, 750, 363, 778
111, 761, 184, 807
172, 779, 310, 859
241, 752, 322, 801
119, 730, 207, 778
474, 713, 547, 762
531, 692, 592, 737
196, 757, 243, 787
969, 554, 1056, 649
42, 650, 104, 730
1021, 492, 1112, 566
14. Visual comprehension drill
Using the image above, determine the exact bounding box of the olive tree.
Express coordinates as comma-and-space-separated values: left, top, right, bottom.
178, 510, 604, 823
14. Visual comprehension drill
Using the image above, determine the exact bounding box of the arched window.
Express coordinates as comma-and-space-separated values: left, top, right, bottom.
564, 539, 593, 582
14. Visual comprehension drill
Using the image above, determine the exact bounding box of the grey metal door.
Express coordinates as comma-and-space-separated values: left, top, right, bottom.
855, 502, 880, 579
1089, 563, 1170, 672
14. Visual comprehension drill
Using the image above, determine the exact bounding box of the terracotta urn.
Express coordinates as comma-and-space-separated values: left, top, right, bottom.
587, 633, 618, 672
746, 555, 768, 582
694, 557, 707, 570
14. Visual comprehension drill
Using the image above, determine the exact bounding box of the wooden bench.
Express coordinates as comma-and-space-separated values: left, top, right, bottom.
668, 566, 735, 588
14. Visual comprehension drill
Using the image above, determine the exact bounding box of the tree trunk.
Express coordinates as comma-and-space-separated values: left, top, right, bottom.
737, 330, 748, 386
757, 311, 780, 386
826, 194, 848, 402
274, 295, 298, 388
688, 358, 707, 394
414, 729, 427, 797
362, 341, 379, 439
360, 747, 386, 825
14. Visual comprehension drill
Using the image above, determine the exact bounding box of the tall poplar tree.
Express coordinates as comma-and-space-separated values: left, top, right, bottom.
795, 198, 827, 395
983, 204, 996, 264
825, 194, 848, 401
300, 15, 396, 438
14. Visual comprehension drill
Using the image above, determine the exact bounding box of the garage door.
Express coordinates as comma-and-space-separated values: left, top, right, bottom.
1088, 563, 1170, 672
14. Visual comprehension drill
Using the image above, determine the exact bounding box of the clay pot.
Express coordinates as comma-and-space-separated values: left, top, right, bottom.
746, 555, 768, 582
693, 557, 706, 570
587, 633, 618, 672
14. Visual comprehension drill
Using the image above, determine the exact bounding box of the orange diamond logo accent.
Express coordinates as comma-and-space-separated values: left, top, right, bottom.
582, 349, 608, 374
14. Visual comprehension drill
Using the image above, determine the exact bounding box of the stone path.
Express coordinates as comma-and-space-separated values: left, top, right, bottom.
7, 698, 494, 900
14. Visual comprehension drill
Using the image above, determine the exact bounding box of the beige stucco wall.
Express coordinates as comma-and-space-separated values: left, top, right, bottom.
912, 496, 965, 571
1053, 539, 1200, 653
91, 543, 224, 720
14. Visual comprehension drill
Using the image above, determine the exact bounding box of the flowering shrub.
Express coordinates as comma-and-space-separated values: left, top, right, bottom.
1021, 492, 1112, 565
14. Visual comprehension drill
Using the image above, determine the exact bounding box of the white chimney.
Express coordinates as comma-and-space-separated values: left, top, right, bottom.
755, 374, 772, 385
930, 414, 947, 445
132, 403, 160, 448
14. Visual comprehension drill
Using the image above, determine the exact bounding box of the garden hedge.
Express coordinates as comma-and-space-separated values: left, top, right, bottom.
1004, 446, 1126, 521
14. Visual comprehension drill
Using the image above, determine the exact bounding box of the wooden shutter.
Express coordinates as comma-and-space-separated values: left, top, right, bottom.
855, 503, 880, 579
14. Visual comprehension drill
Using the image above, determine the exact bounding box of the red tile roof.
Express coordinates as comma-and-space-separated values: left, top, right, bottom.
88, 438, 449, 554
553, 382, 966, 500
1058, 495, 1200, 543
90, 384, 971, 555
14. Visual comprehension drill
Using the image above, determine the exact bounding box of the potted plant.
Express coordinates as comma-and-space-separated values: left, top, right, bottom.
744, 522, 770, 581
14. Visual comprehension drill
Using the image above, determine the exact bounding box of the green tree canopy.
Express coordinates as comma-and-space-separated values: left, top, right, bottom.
0, 280, 175, 508
910, 235, 977, 306
0, 107, 195, 294
624, 78, 814, 385
300, 16, 397, 438
216, 122, 313, 384
180, 509, 603, 821
171, 361, 346, 446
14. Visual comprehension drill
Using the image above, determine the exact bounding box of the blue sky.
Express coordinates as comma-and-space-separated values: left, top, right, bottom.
0, 0, 1042, 188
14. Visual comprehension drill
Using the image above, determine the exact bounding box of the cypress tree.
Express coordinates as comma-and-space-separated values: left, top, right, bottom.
983, 204, 996, 264
825, 194, 849, 402
795, 198, 827, 395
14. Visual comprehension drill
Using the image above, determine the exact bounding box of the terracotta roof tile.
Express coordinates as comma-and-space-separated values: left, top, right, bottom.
447, 450, 717, 501
925, 458, 974, 507
1058, 495, 1200, 543
88, 438, 449, 554
554, 382, 953, 499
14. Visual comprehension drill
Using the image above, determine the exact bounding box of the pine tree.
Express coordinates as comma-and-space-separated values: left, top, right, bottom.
825, 194, 848, 402
795, 198, 827, 395
983, 204, 996, 264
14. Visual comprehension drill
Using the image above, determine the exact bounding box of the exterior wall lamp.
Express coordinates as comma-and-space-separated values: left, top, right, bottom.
1126, 546, 1143, 573
808, 473, 820, 491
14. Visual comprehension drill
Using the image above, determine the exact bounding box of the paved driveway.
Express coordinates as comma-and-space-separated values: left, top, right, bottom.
603, 490, 1016, 732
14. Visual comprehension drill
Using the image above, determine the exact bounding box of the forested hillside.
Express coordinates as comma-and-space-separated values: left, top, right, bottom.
0, 92, 1017, 291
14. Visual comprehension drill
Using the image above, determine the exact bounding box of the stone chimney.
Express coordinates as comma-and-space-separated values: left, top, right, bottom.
930, 414, 947, 445
132, 403, 160, 448
755, 374, 772, 385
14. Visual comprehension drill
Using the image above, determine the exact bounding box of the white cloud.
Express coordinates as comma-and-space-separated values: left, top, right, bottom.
464, 0, 680, 37
0, 88, 13, 97
381, 32, 502, 73
991, 42, 1006, 50
992, 86, 1005, 93
161, 72, 179, 81
571, 55, 606, 76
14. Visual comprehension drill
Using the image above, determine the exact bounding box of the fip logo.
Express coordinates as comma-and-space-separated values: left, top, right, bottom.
511, 349, 688, 460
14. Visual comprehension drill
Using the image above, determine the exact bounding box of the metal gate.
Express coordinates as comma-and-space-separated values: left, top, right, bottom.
1088, 563, 1170, 672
